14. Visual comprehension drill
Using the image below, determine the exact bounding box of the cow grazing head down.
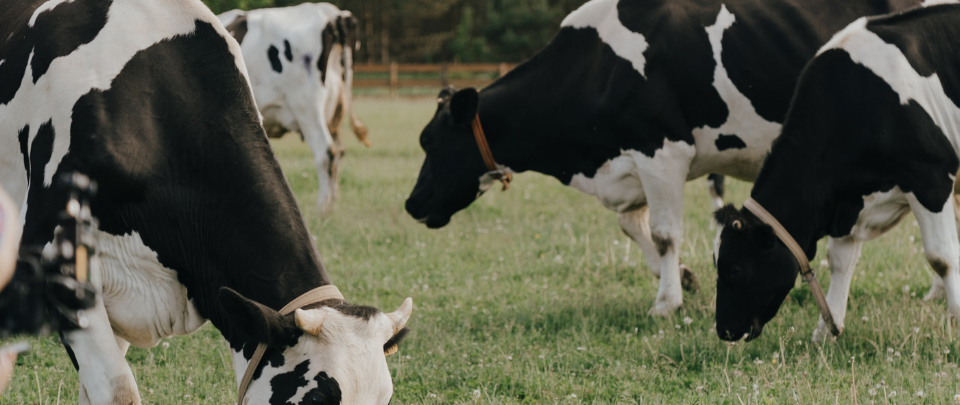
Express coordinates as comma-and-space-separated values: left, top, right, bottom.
221, 289, 412, 404
713, 205, 800, 341
406, 87, 498, 228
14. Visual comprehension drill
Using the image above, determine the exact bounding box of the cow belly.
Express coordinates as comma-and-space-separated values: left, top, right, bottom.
96, 231, 207, 348
848, 187, 912, 241
570, 154, 647, 213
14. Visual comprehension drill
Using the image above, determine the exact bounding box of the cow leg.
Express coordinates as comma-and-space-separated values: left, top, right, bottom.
619, 206, 698, 292
65, 293, 141, 405
910, 194, 960, 320
707, 174, 725, 212
811, 236, 863, 343
923, 194, 960, 301
631, 142, 695, 316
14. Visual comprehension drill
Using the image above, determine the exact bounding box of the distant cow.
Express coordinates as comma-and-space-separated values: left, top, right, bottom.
405, 0, 924, 316
715, 3, 960, 342
0, 0, 410, 404
219, 4, 369, 214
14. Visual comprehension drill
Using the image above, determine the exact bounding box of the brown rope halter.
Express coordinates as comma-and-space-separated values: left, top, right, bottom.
471, 113, 512, 191
237, 285, 344, 404
743, 198, 841, 337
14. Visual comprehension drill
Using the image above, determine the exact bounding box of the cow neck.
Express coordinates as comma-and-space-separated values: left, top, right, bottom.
476, 65, 601, 184
748, 136, 829, 261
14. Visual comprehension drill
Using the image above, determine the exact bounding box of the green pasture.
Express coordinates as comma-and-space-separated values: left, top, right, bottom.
2, 98, 958, 404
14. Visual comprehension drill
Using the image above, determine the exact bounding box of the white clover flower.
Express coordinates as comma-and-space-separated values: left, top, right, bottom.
903, 285, 911, 294
162, 341, 170, 349
505, 355, 513, 360
570, 394, 577, 398
889, 390, 897, 398
577, 346, 586, 351
753, 358, 763, 365
947, 348, 952, 354
917, 390, 925, 398
888, 347, 894, 353
683, 317, 693, 325
868, 388, 877, 396
538, 354, 545, 359
428, 393, 437, 398
861, 316, 869, 322
675, 324, 681, 329
473, 389, 481, 399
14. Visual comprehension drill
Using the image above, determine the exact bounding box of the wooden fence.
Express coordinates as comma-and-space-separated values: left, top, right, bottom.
353, 63, 517, 94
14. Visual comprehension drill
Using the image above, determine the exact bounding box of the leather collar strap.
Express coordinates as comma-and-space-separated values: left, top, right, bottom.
743, 198, 841, 337
237, 285, 344, 404
471, 114, 512, 191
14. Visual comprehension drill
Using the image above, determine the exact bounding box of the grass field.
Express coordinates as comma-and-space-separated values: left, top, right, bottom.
3, 97, 959, 404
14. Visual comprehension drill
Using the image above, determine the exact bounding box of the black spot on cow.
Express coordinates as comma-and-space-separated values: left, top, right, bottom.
304, 372, 342, 405
930, 257, 949, 277
224, 15, 249, 44
651, 233, 673, 256
268, 45, 283, 73
18, 125, 30, 178
0, 0, 112, 104
283, 39, 293, 62
20, 121, 57, 243
715, 134, 747, 150
867, 4, 960, 108
269, 360, 310, 405
720, 0, 922, 123
317, 23, 338, 83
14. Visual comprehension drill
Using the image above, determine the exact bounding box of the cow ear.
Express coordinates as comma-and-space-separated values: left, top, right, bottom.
384, 327, 410, 356
219, 287, 298, 347
749, 224, 776, 250
714, 204, 740, 227
450, 88, 479, 126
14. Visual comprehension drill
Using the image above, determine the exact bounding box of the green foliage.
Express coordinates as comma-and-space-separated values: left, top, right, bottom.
3, 97, 959, 403
201, 0, 590, 63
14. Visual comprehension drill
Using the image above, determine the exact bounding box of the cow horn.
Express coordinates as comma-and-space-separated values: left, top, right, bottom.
294, 308, 325, 335
386, 297, 413, 334
732, 220, 742, 230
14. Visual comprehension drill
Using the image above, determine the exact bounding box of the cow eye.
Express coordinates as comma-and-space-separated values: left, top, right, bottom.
309, 391, 325, 404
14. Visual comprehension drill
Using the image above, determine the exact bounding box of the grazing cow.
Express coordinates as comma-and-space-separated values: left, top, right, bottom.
218, 4, 370, 214
0, 1, 412, 404
714, 3, 960, 342
405, 0, 924, 316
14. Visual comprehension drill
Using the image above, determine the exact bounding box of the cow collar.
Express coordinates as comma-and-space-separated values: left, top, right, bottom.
471, 113, 512, 191
743, 198, 841, 337
237, 285, 344, 404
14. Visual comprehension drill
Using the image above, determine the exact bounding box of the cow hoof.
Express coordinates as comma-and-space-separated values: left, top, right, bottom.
647, 300, 681, 317
924, 285, 946, 301
680, 265, 699, 292
362, 139, 372, 148
811, 322, 842, 344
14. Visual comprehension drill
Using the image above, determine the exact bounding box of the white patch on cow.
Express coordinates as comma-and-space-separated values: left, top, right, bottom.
234, 308, 397, 405
689, 5, 782, 180
922, 0, 959, 6
96, 231, 207, 348
561, 0, 649, 78
0, 0, 250, 210
819, 19, 960, 155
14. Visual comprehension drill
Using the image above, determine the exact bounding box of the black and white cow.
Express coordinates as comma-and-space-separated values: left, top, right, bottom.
218, 4, 370, 215
0, 0, 411, 403
405, 0, 928, 316
715, 2, 960, 342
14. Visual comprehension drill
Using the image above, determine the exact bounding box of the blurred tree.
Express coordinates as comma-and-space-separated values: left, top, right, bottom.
202, 0, 590, 63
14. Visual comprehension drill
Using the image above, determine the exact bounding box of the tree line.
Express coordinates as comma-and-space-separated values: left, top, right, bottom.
202, 0, 589, 64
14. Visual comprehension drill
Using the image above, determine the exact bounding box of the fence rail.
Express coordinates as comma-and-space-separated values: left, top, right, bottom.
353, 63, 517, 94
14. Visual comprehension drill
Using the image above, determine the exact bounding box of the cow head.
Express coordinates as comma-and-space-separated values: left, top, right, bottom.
713, 205, 799, 341
219, 288, 413, 404
406, 87, 495, 228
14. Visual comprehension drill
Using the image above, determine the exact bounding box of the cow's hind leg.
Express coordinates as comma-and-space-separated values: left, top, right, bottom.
910, 194, 960, 321
619, 207, 698, 292
630, 142, 696, 316
923, 194, 960, 301
812, 236, 863, 343
64, 294, 140, 405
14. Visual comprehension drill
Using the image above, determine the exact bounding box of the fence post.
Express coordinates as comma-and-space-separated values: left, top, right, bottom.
389, 62, 399, 97
498, 62, 509, 77
441, 63, 449, 87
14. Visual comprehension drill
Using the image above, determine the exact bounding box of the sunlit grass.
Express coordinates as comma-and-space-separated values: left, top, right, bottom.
2, 97, 957, 404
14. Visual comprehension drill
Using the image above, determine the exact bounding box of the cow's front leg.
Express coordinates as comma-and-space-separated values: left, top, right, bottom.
923, 194, 960, 301
619, 207, 698, 292
64, 294, 141, 405
812, 236, 863, 343
911, 194, 960, 320
631, 142, 695, 316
